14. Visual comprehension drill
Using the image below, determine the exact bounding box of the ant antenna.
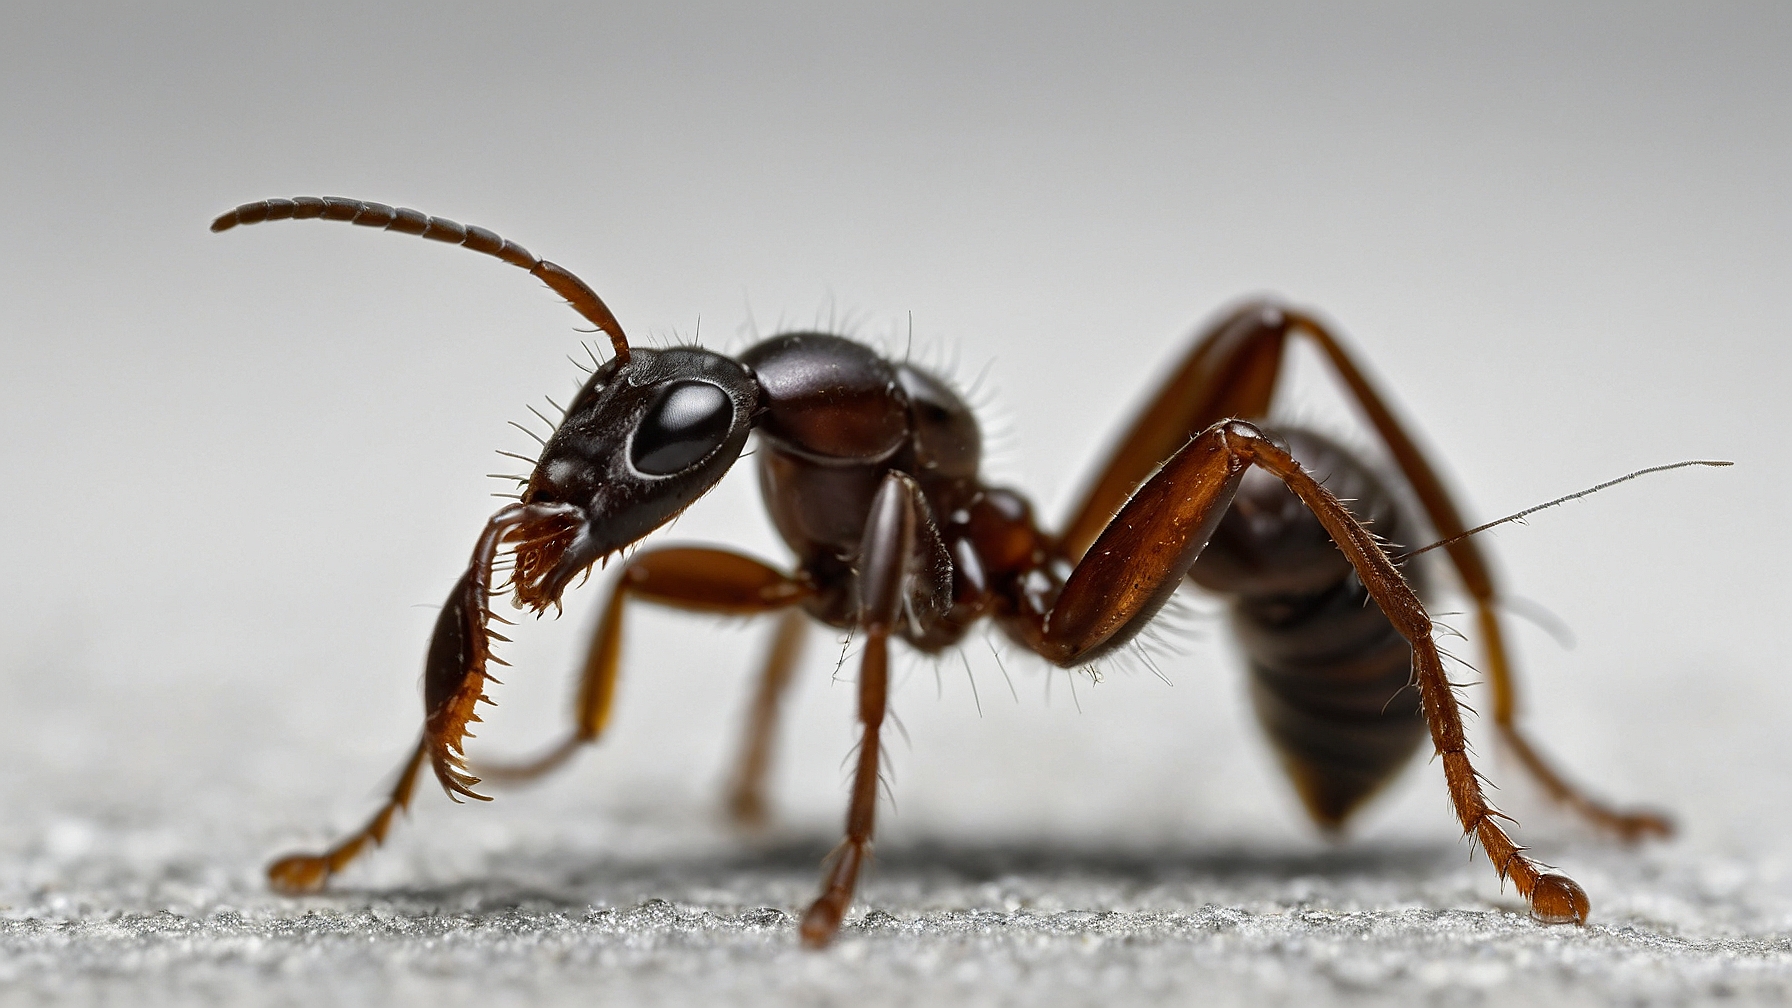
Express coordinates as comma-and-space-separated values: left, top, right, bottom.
1397, 459, 1731, 561
211, 197, 631, 364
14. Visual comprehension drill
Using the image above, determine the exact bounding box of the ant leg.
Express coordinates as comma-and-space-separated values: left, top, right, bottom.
478, 547, 816, 785
1284, 311, 1670, 840
268, 501, 583, 892
1060, 299, 1291, 560
270, 535, 811, 893
1061, 300, 1664, 840
268, 739, 428, 893
1032, 420, 1589, 924
800, 472, 948, 947
798, 623, 888, 948
724, 609, 809, 828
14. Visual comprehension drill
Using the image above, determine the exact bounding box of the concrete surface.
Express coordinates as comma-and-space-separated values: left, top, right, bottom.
5, 808, 1792, 1007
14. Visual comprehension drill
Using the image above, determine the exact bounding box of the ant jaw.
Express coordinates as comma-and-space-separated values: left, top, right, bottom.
506, 508, 599, 612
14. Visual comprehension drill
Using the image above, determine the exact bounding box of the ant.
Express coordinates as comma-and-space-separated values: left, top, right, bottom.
214, 196, 1694, 947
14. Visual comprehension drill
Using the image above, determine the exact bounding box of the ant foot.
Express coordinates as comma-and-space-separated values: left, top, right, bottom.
267, 853, 330, 894
1606, 807, 1673, 843
1528, 872, 1589, 925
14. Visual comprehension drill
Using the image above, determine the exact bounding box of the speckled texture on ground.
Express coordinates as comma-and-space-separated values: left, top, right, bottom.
5, 808, 1792, 1008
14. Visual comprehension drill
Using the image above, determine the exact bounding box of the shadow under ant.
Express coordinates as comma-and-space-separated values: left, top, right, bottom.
311, 835, 1471, 918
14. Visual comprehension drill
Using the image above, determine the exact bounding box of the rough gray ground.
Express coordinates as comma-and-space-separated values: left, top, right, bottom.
3, 646, 1791, 1008
5, 813, 1792, 1008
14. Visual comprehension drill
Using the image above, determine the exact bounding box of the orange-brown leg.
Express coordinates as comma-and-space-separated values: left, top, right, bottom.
268, 739, 429, 893
1059, 299, 1290, 560
724, 609, 809, 828
478, 546, 816, 785
798, 624, 890, 947
270, 538, 813, 893
1035, 420, 1588, 924
1059, 300, 1665, 840
1282, 310, 1669, 840
268, 501, 581, 892
799, 472, 944, 947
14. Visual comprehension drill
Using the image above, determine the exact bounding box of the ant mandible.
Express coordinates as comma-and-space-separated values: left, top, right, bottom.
214, 196, 1670, 947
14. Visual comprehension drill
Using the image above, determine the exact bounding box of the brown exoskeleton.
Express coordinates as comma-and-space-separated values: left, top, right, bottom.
214, 196, 1676, 946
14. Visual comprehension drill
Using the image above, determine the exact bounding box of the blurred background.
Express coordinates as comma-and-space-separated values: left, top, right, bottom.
0, 2, 1784, 912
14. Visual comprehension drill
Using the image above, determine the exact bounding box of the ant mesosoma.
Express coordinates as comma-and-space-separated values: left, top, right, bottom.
215, 196, 1694, 946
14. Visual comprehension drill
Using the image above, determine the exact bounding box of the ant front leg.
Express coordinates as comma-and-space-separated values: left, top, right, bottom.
800, 471, 951, 948
270, 515, 813, 893
476, 547, 816, 785
268, 501, 583, 892
1029, 420, 1589, 925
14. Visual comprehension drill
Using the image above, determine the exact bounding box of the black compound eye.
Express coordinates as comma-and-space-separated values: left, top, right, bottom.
631, 381, 734, 475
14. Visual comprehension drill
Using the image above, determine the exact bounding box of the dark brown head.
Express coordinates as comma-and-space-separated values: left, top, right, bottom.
509, 347, 760, 608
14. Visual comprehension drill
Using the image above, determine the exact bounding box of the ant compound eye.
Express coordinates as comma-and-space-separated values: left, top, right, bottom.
631, 380, 734, 475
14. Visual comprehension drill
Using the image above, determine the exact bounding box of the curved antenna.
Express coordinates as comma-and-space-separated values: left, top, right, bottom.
212, 197, 630, 363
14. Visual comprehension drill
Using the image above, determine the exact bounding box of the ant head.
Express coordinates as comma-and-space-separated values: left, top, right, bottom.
508, 347, 759, 608
207, 198, 767, 611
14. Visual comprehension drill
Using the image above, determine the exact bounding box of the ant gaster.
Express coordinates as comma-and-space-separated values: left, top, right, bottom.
214, 196, 1670, 946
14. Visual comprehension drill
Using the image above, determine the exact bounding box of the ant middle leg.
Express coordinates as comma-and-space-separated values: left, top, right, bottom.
477, 547, 816, 785
1028, 420, 1589, 924
799, 471, 951, 947
724, 609, 809, 829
